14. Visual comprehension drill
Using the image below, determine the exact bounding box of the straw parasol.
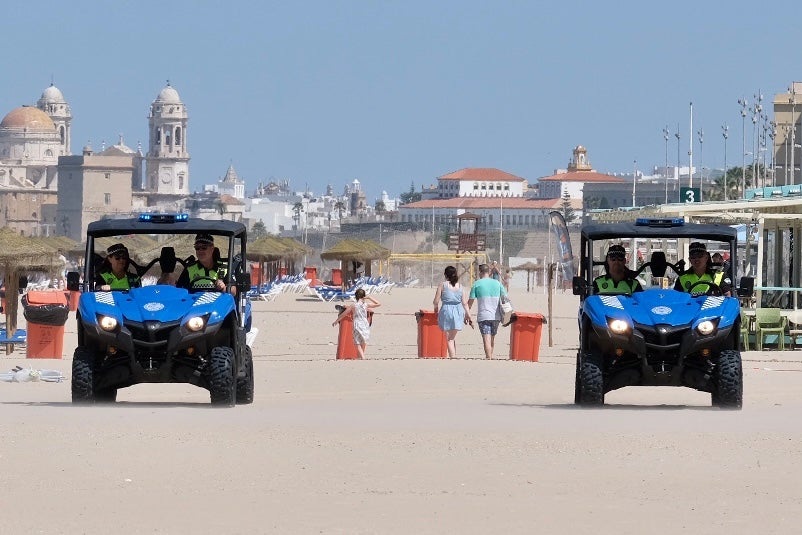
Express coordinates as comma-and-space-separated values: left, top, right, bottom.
247, 236, 311, 285
0, 228, 61, 351
511, 261, 541, 293
321, 239, 390, 281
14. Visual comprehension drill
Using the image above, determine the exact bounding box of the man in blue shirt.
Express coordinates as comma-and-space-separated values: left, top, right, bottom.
468, 263, 507, 359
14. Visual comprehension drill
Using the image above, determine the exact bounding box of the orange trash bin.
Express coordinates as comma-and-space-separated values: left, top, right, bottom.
415, 309, 447, 358
335, 308, 373, 359
23, 291, 69, 359
331, 268, 343, 287
509, 313, 546, 361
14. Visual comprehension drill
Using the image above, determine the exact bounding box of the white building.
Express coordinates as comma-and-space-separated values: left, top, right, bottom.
435, 167, 527, 198
145, 82, 189, 195
536, 146, 626, 200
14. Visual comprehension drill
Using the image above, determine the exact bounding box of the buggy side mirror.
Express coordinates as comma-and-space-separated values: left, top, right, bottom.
66, 271, 80, 291
159, 247, 177, 273
572, 276, 586, 296
235, 272, 251, 295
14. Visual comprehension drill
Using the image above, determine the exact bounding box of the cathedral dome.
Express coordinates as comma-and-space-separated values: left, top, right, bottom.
39, 84, 66, 103
0, 106, 57, 132
155, 83, 182, 104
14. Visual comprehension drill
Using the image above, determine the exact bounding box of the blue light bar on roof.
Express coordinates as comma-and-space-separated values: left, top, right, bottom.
635, 217, 684, 227
138, 213, 189, 223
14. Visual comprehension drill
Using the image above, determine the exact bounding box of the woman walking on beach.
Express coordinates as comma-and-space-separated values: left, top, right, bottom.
332, 288, 381, 359
433, 265, 473, 358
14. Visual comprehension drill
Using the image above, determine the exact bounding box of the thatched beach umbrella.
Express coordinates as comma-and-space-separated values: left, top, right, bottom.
511, 261, 541, 293
0, 228, 60, 351
247, 236, 311, 284
321, 239, 390, 283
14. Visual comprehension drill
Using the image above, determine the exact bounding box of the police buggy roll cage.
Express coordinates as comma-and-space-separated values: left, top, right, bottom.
67, 214, 252, 325
572, 218, 740, 300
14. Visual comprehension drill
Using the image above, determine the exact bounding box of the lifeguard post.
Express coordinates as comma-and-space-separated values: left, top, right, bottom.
448, 212, 486, 283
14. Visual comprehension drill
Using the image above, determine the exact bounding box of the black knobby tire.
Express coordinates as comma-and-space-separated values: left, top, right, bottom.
574, 352, 581, 405
711, 349, 743, 409
579, 351, 605, 406
208, 346, 236, 407
71, 347, 96, 403
236, 346, 255, 405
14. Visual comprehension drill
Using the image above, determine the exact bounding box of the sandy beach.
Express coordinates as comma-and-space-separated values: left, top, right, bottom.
1, 286, 801, 534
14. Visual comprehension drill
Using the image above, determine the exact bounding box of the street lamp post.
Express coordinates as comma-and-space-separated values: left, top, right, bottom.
675, 125, 681, 202
662, 126, 670, 203
788, 82, 796, 184
785, 124, 791, 185
697, 127, 704, 201
722, 124, 729, 201
753, 92, 763, 188
689, 102, 694, 190
632, 160, 637, 207
738, 97, 749, 196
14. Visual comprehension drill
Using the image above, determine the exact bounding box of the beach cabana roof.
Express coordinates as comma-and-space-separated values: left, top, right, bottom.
320, 239, 390, 261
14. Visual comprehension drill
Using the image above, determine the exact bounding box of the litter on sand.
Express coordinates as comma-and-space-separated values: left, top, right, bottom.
0, 366, 65, 383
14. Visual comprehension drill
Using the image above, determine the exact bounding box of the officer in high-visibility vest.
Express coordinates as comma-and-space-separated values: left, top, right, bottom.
95, 243, 141, 291
593, 244, 643, 296
675, 242, 732, 296
176, 233, 228, 292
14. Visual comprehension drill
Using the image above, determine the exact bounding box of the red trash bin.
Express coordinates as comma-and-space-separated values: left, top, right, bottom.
415, 309, 447, 358
509, 313, 546, 361
335, 309, 373, 359
23, 291, 69, 359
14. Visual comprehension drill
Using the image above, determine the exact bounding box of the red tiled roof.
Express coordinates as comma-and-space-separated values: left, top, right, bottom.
438, 168, 526, 182
538, 171, 625, 183
400, 197, 580, 210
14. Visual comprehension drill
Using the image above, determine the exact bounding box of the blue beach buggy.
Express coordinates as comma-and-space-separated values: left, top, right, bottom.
66, 214, 255, 406
572, 218, 746, 408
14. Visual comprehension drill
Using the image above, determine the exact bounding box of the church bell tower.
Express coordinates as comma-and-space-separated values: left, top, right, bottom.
145, 81, 190, 194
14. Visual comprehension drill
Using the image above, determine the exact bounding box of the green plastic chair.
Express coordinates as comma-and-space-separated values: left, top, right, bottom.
739, 311, 751, 351
754, 308, 787, 351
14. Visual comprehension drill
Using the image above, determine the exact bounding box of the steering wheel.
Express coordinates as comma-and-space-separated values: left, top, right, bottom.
687, 280, 723, 296
190, 276, 224, 292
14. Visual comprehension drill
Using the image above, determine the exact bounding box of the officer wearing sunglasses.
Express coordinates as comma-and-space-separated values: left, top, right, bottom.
592, 244, 643, 296
95, 243, 141, 291
674, 242, 731, 296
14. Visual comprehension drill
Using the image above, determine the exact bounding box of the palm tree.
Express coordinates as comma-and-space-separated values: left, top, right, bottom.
374, 200, 386, 216
706, 166, 758, 201
334, 200, 346, 220
292, 202, 304, 237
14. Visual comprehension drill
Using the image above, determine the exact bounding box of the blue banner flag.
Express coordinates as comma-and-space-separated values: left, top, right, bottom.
549, 211, 575, 281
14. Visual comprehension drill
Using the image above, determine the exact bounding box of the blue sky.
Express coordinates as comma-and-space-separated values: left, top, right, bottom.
4, 1, 799, 203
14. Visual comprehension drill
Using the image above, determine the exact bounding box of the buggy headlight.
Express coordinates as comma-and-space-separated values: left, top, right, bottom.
98, 315, 118, 332
696, 320, 716, 336
186, 316, 206, 332
608, 319, 630, 335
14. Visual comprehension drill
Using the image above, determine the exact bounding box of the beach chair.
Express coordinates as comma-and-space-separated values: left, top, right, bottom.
739, 311, 751, 351
786, 309, 802, 349
754, 307, 787, 350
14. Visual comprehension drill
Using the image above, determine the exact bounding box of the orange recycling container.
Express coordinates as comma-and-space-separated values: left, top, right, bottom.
509, 313, 546, 362
331, 268, 343, 287
24, 290, 69, 359
64, 290, 80, 312
336, 314, 359, 359
415, 309, 447, 358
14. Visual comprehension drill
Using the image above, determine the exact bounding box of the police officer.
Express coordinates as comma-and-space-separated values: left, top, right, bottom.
675, 242, 732, 296
593, 244, 643, 295
176, 233, 228, 292
95, 243, 141, 291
